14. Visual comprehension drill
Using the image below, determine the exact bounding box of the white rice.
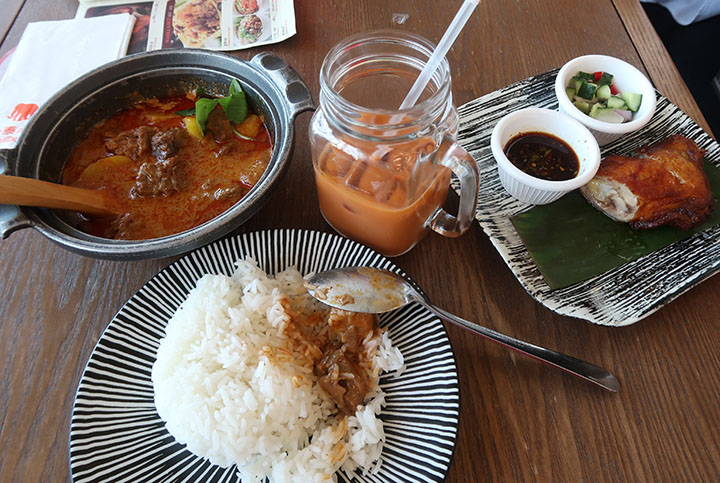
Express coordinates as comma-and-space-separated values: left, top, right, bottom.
151, 258, 405, 482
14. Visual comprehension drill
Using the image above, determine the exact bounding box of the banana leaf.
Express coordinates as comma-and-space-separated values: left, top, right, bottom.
511, 158, 720, 290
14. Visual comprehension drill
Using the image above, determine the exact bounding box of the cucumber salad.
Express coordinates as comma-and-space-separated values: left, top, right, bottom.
565, 71, 642, 123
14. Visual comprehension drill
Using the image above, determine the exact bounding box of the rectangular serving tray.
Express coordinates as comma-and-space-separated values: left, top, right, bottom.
454, 69, 720, 326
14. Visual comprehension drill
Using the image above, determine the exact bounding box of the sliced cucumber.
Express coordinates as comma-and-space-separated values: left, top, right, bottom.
590, 107, 624, 123
597, 72, 613, 87
564, 70, 639, 123
606, 96, 627, 109
577, 81, 597, 100
572, 77, 584, 92
573, 100, 591, 114
620, 91, 643, 112
596, 84, 611, 100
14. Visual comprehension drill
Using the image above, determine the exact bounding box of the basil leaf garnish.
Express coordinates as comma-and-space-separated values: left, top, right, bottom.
218, 92, 248, 124
187, 79, 249, 137
195, 98, 219, 137
229, 79, 242, 96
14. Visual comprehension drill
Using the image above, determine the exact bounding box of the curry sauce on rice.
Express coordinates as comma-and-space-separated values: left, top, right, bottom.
151, 258, 404, 482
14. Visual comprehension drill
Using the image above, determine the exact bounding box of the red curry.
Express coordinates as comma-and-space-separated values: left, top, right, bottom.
62, 94, 272, 240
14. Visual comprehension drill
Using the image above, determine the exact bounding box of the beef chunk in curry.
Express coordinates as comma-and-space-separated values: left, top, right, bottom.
151, 127, 187, 160
104, 125, 155, 160
281, 301, 380, 415
316, 341, 371, 414
130, 127, 189, 197
132, 154, 186, 197
206, 107, 235, 143
104, 126, 191, 198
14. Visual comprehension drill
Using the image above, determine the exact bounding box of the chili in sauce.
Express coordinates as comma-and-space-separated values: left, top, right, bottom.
503, 132, 579, 181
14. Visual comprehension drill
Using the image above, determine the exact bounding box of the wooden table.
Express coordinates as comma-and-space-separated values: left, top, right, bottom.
2, 1, 719, 481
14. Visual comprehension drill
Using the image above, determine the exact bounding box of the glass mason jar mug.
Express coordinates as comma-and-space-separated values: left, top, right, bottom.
309, 30, 479, 257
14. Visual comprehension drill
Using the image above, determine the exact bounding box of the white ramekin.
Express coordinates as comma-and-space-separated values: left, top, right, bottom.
555, 54, 656, 146
490, 108, 601, 205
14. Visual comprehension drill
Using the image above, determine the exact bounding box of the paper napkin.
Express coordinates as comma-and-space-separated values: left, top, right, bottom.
0, 14, 135, 150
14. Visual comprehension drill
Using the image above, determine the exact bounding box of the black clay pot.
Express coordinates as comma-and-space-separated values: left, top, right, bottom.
0, 49, 314, 260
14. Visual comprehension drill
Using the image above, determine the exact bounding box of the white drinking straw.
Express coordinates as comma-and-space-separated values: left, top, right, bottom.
399, 0, 480, 109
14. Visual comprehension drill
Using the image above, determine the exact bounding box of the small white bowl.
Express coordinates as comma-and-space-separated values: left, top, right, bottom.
555, 54, 656, 146
490, 108, 601, 205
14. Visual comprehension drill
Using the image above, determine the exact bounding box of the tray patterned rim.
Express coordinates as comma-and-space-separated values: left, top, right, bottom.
69, 229, 460, 482
454, 69, 720, 326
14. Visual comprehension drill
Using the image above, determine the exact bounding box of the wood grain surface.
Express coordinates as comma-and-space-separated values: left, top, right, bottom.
0, 0, 24, 51
1, 1, 719, 482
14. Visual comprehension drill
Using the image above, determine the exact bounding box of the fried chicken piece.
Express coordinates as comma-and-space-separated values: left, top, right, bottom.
580, 134, 713, 230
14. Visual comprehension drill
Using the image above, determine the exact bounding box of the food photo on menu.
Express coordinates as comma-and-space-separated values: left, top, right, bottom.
75, 0, 295, 50
172, 0, 222, 47
1, 0, 720, 482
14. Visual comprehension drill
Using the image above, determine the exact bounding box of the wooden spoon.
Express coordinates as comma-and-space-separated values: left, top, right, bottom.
0, 174, 123, 216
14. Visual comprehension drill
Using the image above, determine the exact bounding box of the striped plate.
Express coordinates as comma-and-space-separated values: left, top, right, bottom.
69, 229, 460, 482
454, 69, 720, 326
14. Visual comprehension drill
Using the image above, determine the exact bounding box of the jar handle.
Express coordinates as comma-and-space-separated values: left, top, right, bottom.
427, 135, 479, 237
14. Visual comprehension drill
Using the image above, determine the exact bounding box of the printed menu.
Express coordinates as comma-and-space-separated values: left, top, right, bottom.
76, 0, 296, 54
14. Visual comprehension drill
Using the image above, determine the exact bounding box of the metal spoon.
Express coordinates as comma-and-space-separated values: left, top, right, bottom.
306, 266, 620, 392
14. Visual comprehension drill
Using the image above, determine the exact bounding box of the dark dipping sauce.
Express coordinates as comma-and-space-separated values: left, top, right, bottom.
504, 131, 579, 181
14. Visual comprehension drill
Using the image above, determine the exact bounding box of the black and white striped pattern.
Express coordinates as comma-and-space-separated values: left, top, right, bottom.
454, 69, 720, 326
70, 229, 460, 482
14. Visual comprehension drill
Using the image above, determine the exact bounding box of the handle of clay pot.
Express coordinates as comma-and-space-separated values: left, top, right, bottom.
426, 135, 480, 238
251, 53, 315, 120
0, 148, 33, 238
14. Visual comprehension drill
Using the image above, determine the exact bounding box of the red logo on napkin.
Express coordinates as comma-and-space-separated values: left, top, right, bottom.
0, 125, 23, 144
8, 103, 38, 121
